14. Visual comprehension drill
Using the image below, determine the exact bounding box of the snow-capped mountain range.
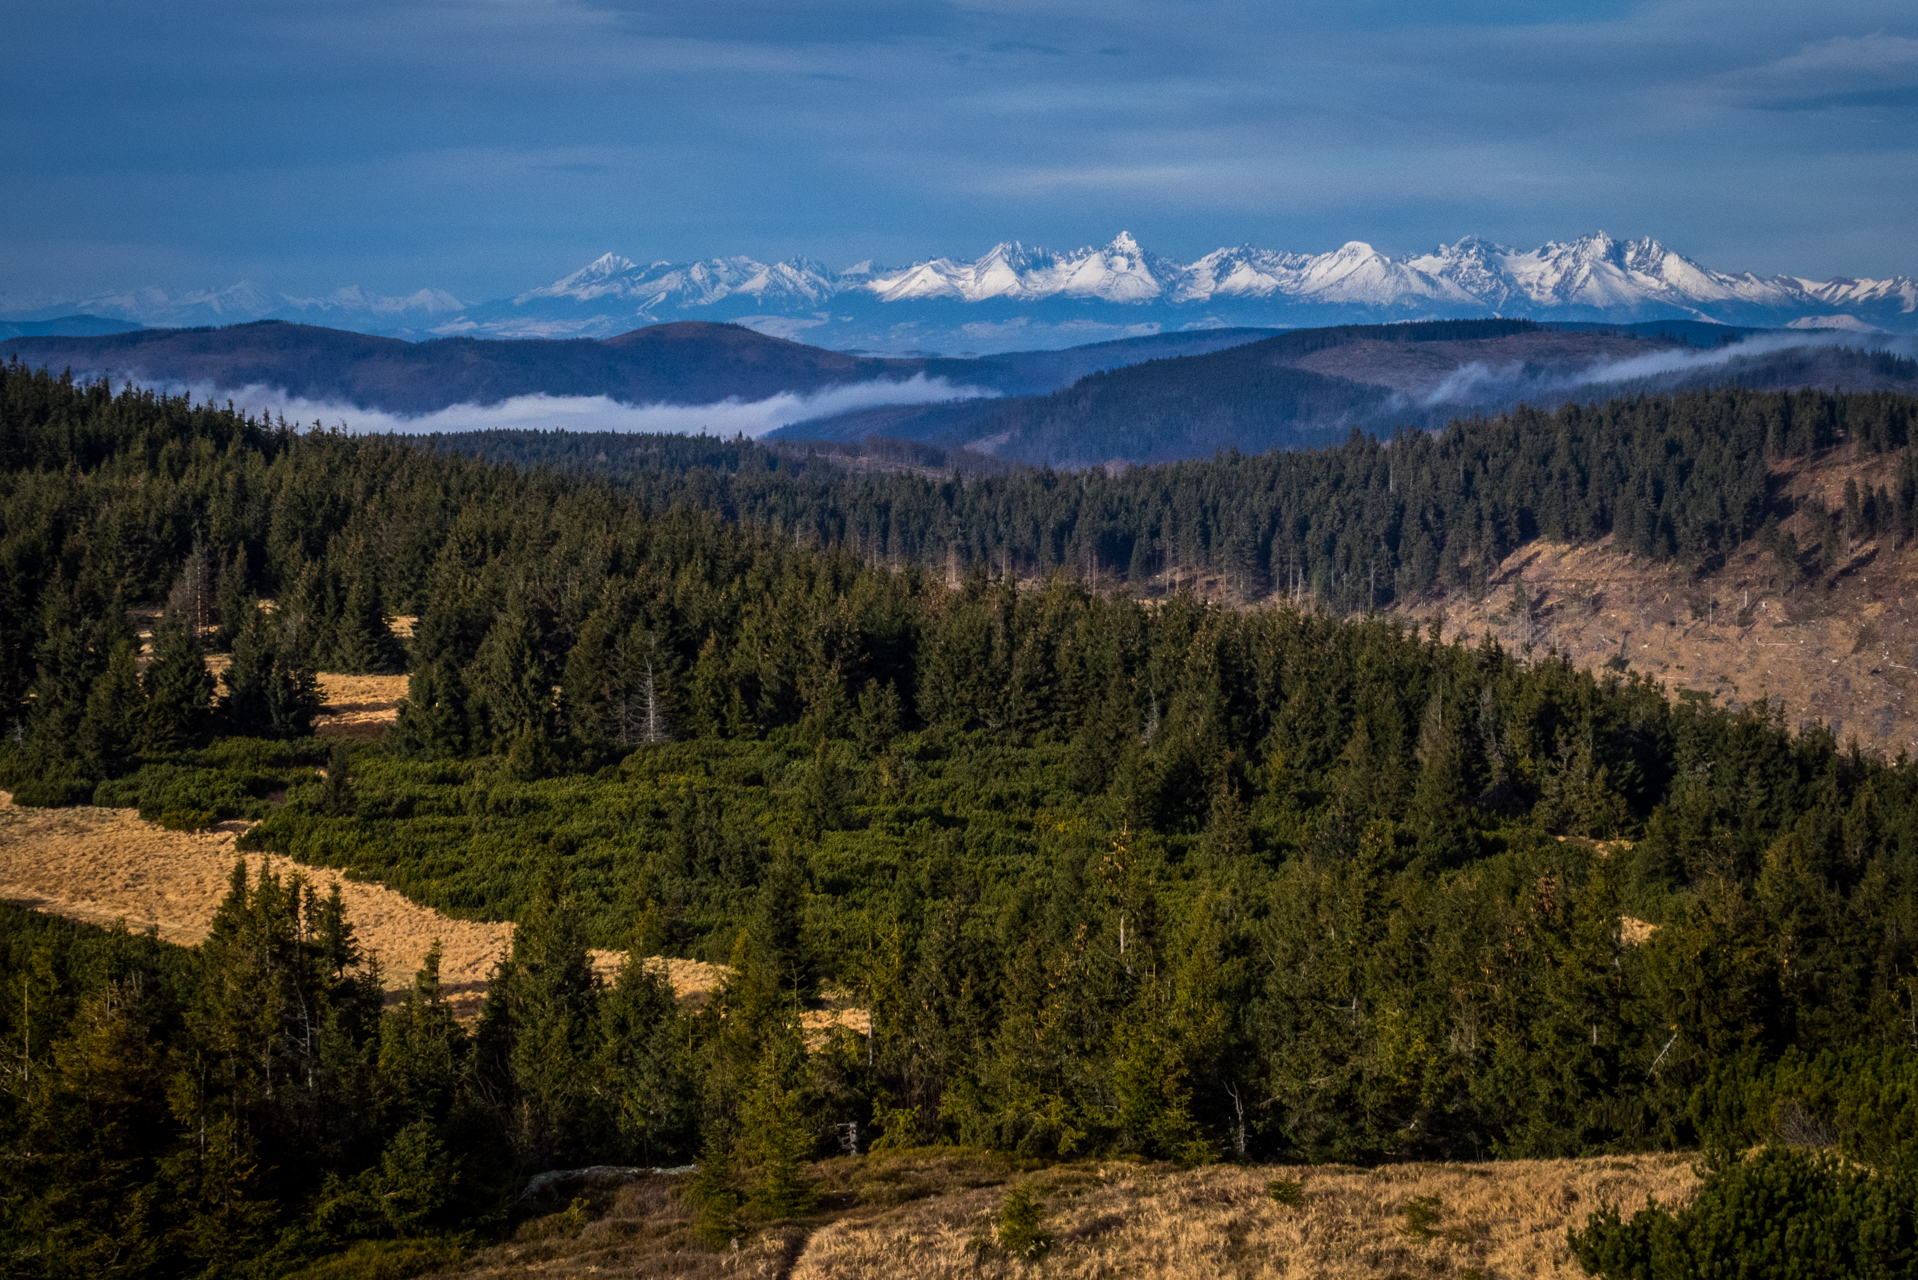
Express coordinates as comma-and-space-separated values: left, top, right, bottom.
0, 282, 468, 335
10, 232, 1914, 354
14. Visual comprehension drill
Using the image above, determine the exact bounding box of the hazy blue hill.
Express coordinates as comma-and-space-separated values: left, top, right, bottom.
780, 319, 1918, 466
0, 313, 145, 340
0, 319, 936, 414
0, 318, 1280, 416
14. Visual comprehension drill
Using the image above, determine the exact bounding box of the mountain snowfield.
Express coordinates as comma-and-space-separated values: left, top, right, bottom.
11, 231, 1914, 353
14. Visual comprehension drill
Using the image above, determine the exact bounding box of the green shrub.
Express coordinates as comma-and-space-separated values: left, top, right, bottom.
11, 776, 99, 808
1401, 1194, 1444, 1240
156, 808, 217, 832
1570, 1147, 1918, 1279
1268, 1178, 1304, 1207
1693, 1046, 1918, 1169
92, 762, 274, 823
197, 736, 325, 772
996, 1183, 1051, 1259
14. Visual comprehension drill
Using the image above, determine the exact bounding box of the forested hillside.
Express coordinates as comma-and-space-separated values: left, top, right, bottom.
436, 385, 1918, 613
767, 320, 1918, 466
7, 360, 1918, 1277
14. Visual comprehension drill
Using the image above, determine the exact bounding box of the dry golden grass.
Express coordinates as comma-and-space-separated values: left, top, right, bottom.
0, 788, 518, 1014
794, 1155, 1696, 1280
441, 1149, 1696, 1280
194, 660, 408, 740
313, 672, 410, 740
0, 791, 734, 1018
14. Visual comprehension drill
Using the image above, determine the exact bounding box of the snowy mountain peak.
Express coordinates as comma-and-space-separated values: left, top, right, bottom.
560, 254, 640, 287
290, 285, 467, 316
28, 231, 1910, 346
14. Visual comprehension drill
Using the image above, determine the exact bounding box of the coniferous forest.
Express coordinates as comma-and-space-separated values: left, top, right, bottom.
6, 358, 1918, 1276
431, 381, 1918, 609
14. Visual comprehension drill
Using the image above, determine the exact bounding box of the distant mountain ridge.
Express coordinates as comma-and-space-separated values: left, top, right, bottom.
0, 314, 145, 340
775, 320, 1918, 467
0, 320, 1280, 416
7, 315, 1913, 467
9, 231, 1912, 354
461, 231, 1917, 349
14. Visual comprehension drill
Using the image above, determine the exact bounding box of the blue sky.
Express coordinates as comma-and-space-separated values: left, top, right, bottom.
3, 0, 1915, 304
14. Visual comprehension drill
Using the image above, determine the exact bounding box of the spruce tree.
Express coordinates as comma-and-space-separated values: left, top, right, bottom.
77, 640, 144, 774
854, 680, 902, 758
265, 613, 324, 737
687, 633, 728, 738
796, 741, 847, 838
596, 950, 691, 1164
213, 548, 253, 653
142, 604, 215, 751
319, 742, 354, 815
500, 859, 600, 1167
1409, 688, 1473, 864
26, 581, 114, 768
221, 603, 278, 734
221, 605, 322, 738
393, 658, 469, 757
329, 568, 404, 675
687, 1125, 744, 1248
740, 1037, 819, 1219
469, 601, 552, 751
377, 1121, 459, 1236
378, 940, 464, 1123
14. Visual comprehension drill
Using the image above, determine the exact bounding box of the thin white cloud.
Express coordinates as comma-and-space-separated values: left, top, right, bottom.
1758, 32, 1918, 81
1574, 329, 1917, 384
165, 373, 994, 438
1410, 329, 1918, 410
1421, 360, 1528, 407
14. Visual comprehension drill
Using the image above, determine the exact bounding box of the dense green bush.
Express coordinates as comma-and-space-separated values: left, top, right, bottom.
1692, 1048, 1918, 1170
1570, 1147, 1918, 1279
10, 775, 99, 808
92, 762, 283, 822
156, 808, 217, 832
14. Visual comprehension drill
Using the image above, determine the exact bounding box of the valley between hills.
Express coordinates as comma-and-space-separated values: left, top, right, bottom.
3, 338, 1918, 1280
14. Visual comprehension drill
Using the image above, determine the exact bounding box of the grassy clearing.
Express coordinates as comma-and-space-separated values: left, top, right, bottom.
446, 1149, 1698, 1279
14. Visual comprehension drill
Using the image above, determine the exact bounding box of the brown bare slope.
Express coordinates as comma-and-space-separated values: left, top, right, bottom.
1393, 447, 1918, 760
